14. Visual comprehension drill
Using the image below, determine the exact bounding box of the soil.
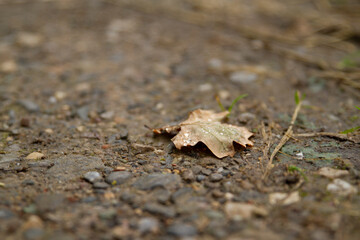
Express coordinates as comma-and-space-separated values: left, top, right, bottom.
0, 0, 360, 239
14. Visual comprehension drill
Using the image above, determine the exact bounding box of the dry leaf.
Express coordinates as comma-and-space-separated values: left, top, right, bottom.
153, 109, 253, 158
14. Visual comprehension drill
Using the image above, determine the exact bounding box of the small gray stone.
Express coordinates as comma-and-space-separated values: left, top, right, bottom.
27, 160, 54, 168
153, 188, 171, 203
192, 165, 202, 174
82, 196, 97, 203
105, 171, 132, 185
22, 179, 35, 186
210, 173, 223, 182
100, 111, 114, 120
138, 217, 159, 234
143, 203, 176, 218
83, 171, 102, 183
18, 99, 39, 113
93, 182, 109, 189
238, 112, 256, 123
167, 223, 197, 237
76, 106, 89, 121
0, 209, 14, 219
120, 192, 138, 206
23, 228, 44, 240
46, 155, 104, 181
201, 169, 212, 176
99, 208, 117, 220
230, 71, 257, 84
182, 169, 195, 183
133, 173, 181, 190
0, 153, 19, 163
196, 175, 206, 182
35, 194, 65, 213
171, 188, 193, 205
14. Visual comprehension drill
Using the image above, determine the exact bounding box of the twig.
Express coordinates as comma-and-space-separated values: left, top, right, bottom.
263, 99, 303, 180
293, 132, 358, 143
260, 122, 272, 173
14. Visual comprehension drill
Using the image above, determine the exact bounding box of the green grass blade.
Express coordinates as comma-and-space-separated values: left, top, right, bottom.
295, 91, 300, 105
227, 94, 248, 114
340, 126, 360, 134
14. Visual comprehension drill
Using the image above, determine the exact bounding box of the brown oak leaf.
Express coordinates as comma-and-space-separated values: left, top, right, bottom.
153, 109, 253, 158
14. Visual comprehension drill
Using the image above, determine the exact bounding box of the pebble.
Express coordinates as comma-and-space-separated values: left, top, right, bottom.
20, 118, 31, 127
23, 228, 44, 240
199, 83, 213, 92
201, 169, 212, 176
167, 223, 197, 237
230, 71, 257, 83
105, 171, 132, 185
137, 160, 148, 165
182, 169, 195, 183
327, 179, 358, 196
238, 112, 256, 123
22, 215, 44, 239
133, 173, 181, 190
0, 209, 14, 219
100, 111, 114, 120
54, 91, 66, 100
17, 32, 42, 47
18, 99, 39, 113
224, 202, 268, 221
208, 58, 223, 70
269, 191, 300, 205
154, 188, 171, 203
218, 90, 230, 100
27, 160, 54, 168
318, 167, 349, 179
120, 192, 140, 207
25, 152, 44, 160
82, 196, 97, 203
22, 179, 35, 186
192, 165, 202, 174
138, 217, 159, 234
210, 173, 223, 182
99, 208, 117, 220
221, 169, 232, 177
196, 174, 206, 182
0, 60, 17, 73
35, 194, 65, 213
93, 182, 109, 189
83, 171, 102, 183
143, 203, 176, 218
76, 106, 89, 121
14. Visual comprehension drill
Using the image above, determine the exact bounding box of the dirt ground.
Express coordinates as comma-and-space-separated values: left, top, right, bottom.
1, 0, 360, 239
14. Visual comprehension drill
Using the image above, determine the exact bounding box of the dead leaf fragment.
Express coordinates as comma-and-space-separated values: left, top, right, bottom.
153, 109, 253, 158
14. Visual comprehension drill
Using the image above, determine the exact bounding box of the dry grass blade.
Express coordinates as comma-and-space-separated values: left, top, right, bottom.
263, 98, 303, 180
